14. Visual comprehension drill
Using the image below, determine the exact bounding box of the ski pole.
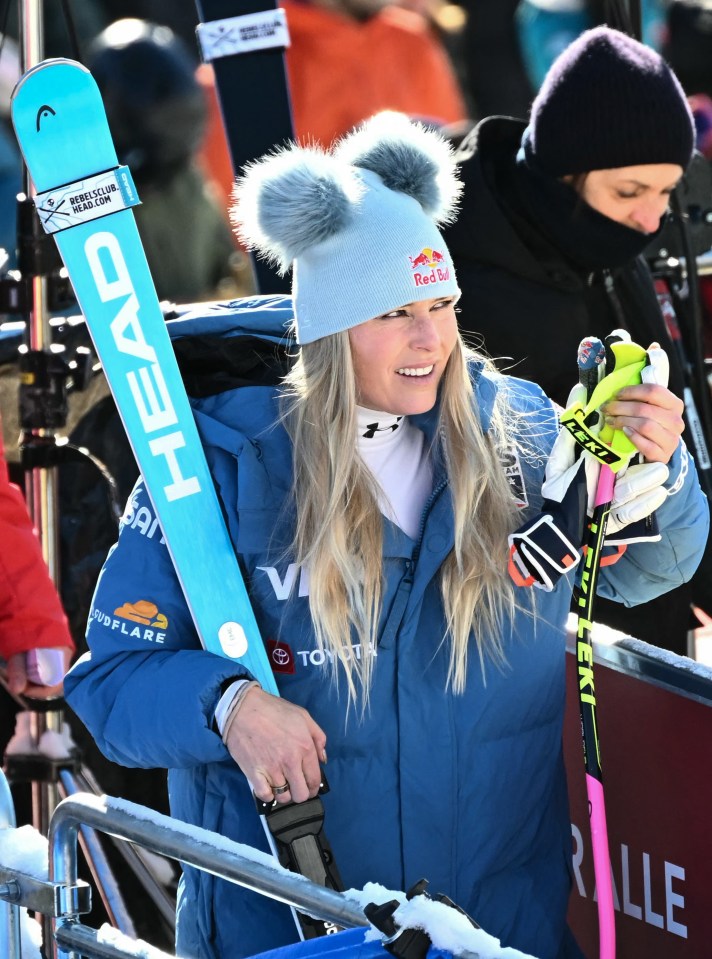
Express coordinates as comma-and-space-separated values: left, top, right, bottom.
573, 334, 619, 959
653, 278, 712, 498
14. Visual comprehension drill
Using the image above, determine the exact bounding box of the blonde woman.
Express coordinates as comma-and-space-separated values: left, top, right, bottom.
65, 113, 707, 959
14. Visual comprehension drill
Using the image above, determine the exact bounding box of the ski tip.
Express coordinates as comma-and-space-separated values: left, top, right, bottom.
11, 57, 90, 103
11, 58, 117, 188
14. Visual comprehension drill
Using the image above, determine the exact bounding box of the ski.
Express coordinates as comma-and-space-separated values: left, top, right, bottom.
194, 0, 294, 294
11, 59, 342, 938
11, 58, 276, 692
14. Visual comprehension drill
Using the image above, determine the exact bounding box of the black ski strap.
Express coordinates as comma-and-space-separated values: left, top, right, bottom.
255, 773, 344, 938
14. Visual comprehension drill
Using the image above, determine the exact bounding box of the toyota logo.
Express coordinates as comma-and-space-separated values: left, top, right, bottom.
272, 647, 290, 666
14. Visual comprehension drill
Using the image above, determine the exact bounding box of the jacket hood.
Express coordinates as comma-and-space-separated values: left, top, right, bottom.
442, 116, 579, 289
167, 294, 295, 343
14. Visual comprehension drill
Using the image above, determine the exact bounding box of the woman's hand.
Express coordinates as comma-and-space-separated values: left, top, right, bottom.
224, 686, 327, 804
602, 383, 684, 464
3, 648, 73, 699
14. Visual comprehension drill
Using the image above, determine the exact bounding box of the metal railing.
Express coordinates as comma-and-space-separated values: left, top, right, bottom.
0, 788, 369, 959
0, 768, 22, 959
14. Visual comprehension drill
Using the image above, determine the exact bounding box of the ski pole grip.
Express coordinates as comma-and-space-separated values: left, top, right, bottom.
561, 341, 647, 471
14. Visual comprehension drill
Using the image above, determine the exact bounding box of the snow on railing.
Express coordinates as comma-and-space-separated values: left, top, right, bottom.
0, 789, 539, 959
0, 768, 40, 959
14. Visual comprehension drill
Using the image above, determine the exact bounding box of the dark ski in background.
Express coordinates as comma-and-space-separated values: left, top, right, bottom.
194, 0, 294, 294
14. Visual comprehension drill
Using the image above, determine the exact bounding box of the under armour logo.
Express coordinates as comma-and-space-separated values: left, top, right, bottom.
362, 417, 402, 439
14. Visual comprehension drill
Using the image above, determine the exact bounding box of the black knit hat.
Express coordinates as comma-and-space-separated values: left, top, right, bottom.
525, 26, 695, 176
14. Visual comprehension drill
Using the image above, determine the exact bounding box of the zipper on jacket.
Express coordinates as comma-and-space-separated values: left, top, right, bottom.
412, 475, 449, 568
379, 559, 414, 650
378, 476, 448, 650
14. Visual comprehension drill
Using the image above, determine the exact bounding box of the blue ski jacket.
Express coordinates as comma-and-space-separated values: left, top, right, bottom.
65, 296, 709, 959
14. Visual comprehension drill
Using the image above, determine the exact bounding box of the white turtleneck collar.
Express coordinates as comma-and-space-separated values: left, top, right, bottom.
356, 406, 433, 539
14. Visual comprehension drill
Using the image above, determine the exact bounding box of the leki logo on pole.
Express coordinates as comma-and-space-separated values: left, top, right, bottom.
560, 413, 627, 470
561, 341, 648, 472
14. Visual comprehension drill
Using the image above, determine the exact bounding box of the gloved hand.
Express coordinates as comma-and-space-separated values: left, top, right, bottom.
509, 343, 672, 591
3, 647, 72, 698
508, 404, 588, 591
605, 461, 668, 539
602, 340, 671, 542
543, 383, 669, 537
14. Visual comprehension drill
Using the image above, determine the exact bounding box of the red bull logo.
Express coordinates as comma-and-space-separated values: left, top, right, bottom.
409, 247, 450, 287
409, 247, 445, 269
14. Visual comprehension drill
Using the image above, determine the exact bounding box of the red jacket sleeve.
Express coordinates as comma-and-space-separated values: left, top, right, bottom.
0, 429, 74, 659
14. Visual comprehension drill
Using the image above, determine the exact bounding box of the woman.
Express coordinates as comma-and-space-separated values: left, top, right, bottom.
441, 25, 707, 651
65, 112, 707, 959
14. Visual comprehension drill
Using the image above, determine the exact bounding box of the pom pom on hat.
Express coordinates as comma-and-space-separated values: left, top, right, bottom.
232, 113, 461, 344
335, 110, 461, 223
525, 26, 695, 176
232, 146, 363, 274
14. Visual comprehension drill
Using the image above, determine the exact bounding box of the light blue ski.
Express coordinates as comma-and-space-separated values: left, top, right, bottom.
11, 59, 278, 694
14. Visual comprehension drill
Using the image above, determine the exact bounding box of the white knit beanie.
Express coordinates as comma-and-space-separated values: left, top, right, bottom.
231, 111, 461, 344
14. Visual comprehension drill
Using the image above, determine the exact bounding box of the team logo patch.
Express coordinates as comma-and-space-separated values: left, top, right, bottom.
500, 445, 528, 508
409, 247, 450, 288
267, 639, 296, 674
114, 599, 169, 629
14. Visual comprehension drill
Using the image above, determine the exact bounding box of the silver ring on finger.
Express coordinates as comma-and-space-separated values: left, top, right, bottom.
272, 782, 290, 796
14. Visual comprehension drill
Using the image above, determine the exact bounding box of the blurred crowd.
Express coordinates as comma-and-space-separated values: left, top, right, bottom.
1, 1, 711, 302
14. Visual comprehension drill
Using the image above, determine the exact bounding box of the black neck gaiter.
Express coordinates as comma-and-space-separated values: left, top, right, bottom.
513, 130, 664, 272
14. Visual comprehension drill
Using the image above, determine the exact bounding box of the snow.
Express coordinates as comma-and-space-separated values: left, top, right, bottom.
20, 912, 43, 959
8, 617, 712, 959
104, 799, 538, 955
574, 614, 712, 681
4, 710, 75, 760
346, 884, 539, 959
0, 825, 47, 959
98, 923, 171, 957
132, 844, 176, 887
109, 795, 285, 872
616, 634, 712, 678
0, 824, 48, 879
0, 796, 537, 959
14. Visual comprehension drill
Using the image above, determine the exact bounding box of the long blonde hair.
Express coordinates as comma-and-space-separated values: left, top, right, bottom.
281, 332, 521, 706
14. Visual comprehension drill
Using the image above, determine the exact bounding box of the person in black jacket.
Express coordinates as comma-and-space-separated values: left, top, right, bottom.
442, 25, 707, 652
